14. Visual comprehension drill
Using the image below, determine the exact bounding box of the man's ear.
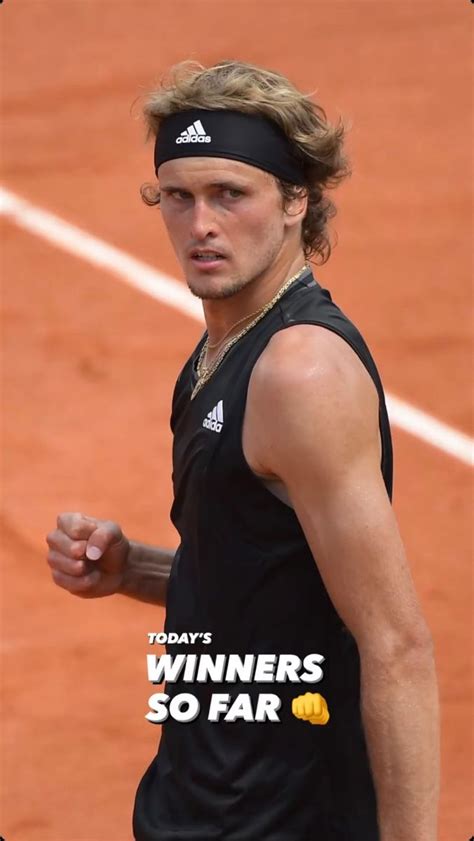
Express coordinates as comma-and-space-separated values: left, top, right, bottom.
283, 187, 308, 229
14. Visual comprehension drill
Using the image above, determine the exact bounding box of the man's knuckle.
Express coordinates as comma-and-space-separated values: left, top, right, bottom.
53, 529, 62, 544
51, 569, 64, 586
48, 548, 65, 567
104, 520, 122, 540
78, 572, 95, 591
58, 511, 75, 529
70, 560, 85, 577
70, 541, 85, 560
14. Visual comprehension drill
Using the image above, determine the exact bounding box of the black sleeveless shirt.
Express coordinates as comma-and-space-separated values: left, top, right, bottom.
133, 268, 392, 841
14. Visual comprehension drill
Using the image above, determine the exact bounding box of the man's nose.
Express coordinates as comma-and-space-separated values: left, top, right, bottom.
189, 199, 219, 241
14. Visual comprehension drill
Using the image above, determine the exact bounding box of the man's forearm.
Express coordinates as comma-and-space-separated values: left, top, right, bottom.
118, 541, 176, 606
360, 639, 440, 841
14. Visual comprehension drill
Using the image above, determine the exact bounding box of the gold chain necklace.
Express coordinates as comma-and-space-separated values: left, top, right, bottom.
191, 264, 308, 400
207, 307, 266, 350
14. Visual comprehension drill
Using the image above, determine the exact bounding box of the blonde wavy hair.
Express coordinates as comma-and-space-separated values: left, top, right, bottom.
140, 60, 350, 264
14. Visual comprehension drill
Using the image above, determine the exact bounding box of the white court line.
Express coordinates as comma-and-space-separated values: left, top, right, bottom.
1, 185, 473, 468
386, 395, 473, 467
0, 186, 203, 322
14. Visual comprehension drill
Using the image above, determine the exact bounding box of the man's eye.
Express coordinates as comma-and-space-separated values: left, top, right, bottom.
162, 190, 191, 200
224, 189, 243, 199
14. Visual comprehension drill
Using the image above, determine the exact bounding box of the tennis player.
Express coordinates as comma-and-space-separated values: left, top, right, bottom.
46, 59, 440, 840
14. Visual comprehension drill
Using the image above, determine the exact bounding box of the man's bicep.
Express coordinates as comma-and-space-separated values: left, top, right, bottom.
250, 358, 429, 655
286, 457, 428, 655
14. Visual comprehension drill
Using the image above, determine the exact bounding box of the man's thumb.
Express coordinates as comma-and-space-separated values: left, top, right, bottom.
85, 523, 122, 561
86, 544, 103, 561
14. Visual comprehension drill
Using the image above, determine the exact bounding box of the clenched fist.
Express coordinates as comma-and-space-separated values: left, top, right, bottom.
291, 692, 330, 725
46, 512, 130, 598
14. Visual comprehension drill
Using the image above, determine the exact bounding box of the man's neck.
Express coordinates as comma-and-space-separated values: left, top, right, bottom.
202, 252, 307, 350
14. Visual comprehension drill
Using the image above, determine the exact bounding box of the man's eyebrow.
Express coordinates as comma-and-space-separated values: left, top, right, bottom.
208, 181, 248, 189
160, 181, 249, 192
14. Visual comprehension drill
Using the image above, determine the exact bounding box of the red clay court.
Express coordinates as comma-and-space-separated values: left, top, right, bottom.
1, 2, 472, 840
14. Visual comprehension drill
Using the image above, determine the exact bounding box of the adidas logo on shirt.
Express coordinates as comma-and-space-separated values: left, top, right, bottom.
176, 119, 211, 144
203, 400, 224, 433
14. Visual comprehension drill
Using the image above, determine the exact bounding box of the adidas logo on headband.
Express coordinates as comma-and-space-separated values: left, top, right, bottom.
156, 110, 306, 185
176, 119, 212, 144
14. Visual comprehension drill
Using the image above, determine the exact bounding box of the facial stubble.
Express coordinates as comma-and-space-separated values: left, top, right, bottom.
186, 229, 286, 301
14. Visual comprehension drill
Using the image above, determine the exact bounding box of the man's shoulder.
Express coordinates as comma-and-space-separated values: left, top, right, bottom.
250, 323, 376, 403
244, 323, 381, 482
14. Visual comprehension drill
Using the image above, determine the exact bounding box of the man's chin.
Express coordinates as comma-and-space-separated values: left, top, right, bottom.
186, 276, 247, 301
189, 288, 240, 301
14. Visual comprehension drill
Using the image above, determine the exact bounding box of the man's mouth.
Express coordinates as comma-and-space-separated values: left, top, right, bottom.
190, 250, 227, 267
190, 249, 226, 259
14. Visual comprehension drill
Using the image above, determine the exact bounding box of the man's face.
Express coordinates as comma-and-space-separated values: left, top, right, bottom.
157, 157, 302, 300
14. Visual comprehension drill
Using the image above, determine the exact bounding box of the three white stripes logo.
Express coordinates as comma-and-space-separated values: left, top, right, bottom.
176, 119, 212, 144
203, 400, 224, 433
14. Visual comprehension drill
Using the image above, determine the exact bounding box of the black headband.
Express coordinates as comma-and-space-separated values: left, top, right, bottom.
154, 109, 306, 186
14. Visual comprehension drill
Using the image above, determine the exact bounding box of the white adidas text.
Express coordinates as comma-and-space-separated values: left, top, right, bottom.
203, 399, 224, 433
177, 119, 211, 144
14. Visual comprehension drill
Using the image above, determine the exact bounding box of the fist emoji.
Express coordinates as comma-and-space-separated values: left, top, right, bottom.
292, 692, 330, 725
